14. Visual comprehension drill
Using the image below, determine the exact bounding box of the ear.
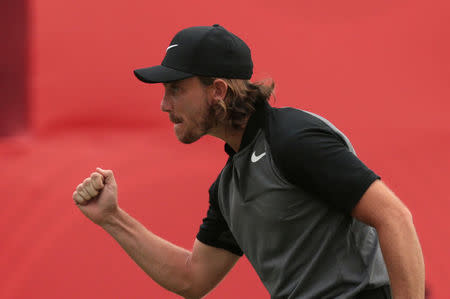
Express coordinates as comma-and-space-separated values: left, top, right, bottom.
211, 79, 228, 101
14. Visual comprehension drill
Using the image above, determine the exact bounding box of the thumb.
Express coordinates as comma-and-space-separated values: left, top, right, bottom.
96, 167, 116, 185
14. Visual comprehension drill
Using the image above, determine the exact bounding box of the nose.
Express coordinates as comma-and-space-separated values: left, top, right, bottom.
160, 93, 172, 112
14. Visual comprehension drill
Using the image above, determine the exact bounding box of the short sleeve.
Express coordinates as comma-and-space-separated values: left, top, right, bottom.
270, 111, 379, 214
196, 180, 244, 256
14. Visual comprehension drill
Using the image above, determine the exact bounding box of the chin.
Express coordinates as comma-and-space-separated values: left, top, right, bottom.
174, 126, 203, 144
178, 138, 197, 144
176, 135, 202, 144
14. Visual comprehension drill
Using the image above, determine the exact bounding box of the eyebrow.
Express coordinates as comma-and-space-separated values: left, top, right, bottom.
163, 81, 181, 88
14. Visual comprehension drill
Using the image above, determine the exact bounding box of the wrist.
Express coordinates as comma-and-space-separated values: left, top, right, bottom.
100, 207, 125, 229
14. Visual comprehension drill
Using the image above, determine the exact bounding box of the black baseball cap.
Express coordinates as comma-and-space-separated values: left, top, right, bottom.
133, 24, 253, 83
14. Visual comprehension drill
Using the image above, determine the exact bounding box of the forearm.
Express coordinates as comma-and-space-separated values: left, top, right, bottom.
377, 213, 425, 298
101, 208, 193, 296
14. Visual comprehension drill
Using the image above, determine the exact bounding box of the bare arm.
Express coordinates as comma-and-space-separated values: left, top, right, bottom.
102, 209, 239, 298
73, 168, 240, 298
352, 179, 425, 299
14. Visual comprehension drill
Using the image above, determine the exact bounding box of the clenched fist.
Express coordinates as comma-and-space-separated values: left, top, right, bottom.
73, 168, 119, 226
73, 172, 105, 205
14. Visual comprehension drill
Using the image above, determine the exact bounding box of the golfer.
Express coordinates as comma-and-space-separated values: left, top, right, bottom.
73, 25, 424, 298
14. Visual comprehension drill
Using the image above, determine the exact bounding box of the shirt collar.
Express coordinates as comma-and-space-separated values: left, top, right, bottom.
224, 101, 269, 157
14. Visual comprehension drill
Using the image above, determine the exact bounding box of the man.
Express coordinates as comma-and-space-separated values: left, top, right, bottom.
73, 25, 425, 298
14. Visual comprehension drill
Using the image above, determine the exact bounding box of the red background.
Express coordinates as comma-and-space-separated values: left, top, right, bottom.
1, 0, 449, 298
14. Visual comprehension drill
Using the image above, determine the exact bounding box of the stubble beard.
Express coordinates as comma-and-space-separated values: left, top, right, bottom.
177, 100, 216, 144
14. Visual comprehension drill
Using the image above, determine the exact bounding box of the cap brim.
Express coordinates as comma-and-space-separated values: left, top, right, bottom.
133, 65, 194, 83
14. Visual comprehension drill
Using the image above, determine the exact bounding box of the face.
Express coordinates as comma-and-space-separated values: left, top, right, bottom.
161, 77, 215, 144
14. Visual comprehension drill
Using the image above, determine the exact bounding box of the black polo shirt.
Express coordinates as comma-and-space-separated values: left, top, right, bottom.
196, 101, 387, 298
197, 100, 379, 255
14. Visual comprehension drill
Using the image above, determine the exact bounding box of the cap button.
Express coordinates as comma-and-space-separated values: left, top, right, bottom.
213, 24, 220, 27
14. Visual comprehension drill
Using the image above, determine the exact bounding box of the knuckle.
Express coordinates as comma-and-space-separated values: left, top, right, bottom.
74, 194, 84, 204
79, 189, 89, 198
93, 177, 104, 188
86, 188, 97, 196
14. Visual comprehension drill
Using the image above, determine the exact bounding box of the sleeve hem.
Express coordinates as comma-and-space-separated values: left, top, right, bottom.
346, 173, 381, 214
196, 233, 244, 256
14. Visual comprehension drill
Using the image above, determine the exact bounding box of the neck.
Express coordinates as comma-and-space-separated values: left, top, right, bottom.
208, 120, 249, 153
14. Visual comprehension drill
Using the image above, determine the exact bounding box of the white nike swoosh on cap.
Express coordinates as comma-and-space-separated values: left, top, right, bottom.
166, 44, 179, 51
251, 151, 266, 163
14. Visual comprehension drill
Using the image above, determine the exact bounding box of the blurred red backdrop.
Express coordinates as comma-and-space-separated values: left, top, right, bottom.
1, 0, 449, 298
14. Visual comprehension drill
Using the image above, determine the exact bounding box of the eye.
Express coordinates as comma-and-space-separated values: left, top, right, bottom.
163, 82, 182, 96
169, 85, 180, 95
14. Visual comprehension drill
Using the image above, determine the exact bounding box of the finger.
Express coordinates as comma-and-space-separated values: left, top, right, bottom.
76, 184, 91, 200
73, 191, 87, 205
96, 167, 116, 185
90, 172, 105, 190
83, 178, 99, 198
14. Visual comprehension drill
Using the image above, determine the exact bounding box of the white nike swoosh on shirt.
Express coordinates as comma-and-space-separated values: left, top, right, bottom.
251, 151, 266, 163
166, 44, 179, 51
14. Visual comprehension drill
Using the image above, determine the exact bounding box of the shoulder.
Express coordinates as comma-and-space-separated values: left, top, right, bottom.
263, 106, 349, 156
262, 105, 379, 214
265, 106, 329, 132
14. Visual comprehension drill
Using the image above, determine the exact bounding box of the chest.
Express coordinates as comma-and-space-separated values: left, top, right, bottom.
217, 132, 328, 246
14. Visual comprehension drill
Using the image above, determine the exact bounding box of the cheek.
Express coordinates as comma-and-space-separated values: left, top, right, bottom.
183, 104, 205, 121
